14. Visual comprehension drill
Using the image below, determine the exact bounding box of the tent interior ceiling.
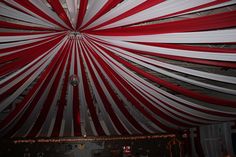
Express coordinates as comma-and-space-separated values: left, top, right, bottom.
0, 0, 236, 138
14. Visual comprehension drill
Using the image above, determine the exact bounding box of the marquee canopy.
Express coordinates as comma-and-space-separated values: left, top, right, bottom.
0, 0, 236, 138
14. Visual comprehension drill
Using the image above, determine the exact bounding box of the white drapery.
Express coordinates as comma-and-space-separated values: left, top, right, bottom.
200, 122, 234, 157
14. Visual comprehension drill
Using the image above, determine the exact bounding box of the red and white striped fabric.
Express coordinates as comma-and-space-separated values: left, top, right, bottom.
0, 0, 236, 138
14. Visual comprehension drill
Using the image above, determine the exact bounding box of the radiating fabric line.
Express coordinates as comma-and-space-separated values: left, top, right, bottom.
85, 38, 195, 129
81, 39, 130, 135
88, 39, 236, 121
85, 36, 217, 125
0, 34, 63, 64
62, 41, 76, 137
86, 39, 225, 125
80, 0, 123, 31
83, 39, 163, 133
0, 39, 68, 132
90, 39, 236, 107
0, 35, 66, 77
99, 0, 214, 30
0, 39, 69, 137
0, 32, 64, 43
39, 47, 71, 137
77, 41, 106, 136
90, 38, 236, 85
89, 36, 236, 62
80, 0, 108, 29
79, 40, 118, 135
46, 0, 73, 30
83, 0, 146, 31
51, 41, 72, 137
30, 0, 71, 29
0, 21, 55, 31
0, 35, 66, 89
72, 40, 81, 136
83, 38, 147, 134
25, 40, 73, 138
87, 10, 236, 36
93, 29, 236, 44
85, 35, 236, 69
66, 0, 78, 28
75, 41, 94, 136
12, 0, 66, 30
0, 36, 68, 111
83, 39, 173, 133
0, 2, 56, 28
76, 0, 88, 29
97, 43, 236, 95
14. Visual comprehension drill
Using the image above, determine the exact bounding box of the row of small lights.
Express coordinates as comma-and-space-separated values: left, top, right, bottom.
13, 134, 176, 144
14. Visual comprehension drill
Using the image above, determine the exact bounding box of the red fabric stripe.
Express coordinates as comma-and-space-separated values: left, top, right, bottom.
85, 40, 150, 134
0, 34, 61, 64
47, 0, 73, 30
51, 42, 73, 137
76, 0, 88, 29
84, 40, 172, 132
89, 40, 203, 128
81, 40, 130, 135
0, 21, 55, 31
0, 35, 65, 76
80, 0, 123, 30
92, 41, 236, 107
26, 41, 72, 137
1, 41, 69, 137
84, 0, 164, 31
87, 36, 236, 69
87, 10, 236, 35
72, 42, 81, 136
78, 41, 106, 135
14, 0, 67, 29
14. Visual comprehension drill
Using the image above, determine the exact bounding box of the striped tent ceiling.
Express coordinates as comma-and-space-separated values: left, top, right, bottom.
0, 0, 236, 138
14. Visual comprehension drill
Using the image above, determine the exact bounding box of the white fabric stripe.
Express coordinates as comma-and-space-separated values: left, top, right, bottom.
85, 0, 146, 30
66, 0, 78, 28
90, 40, 236, 120
85, 39, 166, 132
0, 37, 65, 89
63, 40, 75, 137
0, 37, 51, 50
76, 41, 95, 136
83, 38, 140, 134
30, 0, 70, 29
95, 29, 236, 44
89, 35, 236, 62
91, 45, 194, 128
0, 2, 54, 28
81, 0, 108, 28
0, 40, 67, 133
89, 36, 236, 84
38, 50, 70, 137
16, 63, 60, 138
0, 38, 67, 112
5, 0, 60, 29
183, 1, 236, 15
103, 45, 236, 95
101, 0, 213, 29
0, 35, 59, 57
0, 32, 63, 43
80, 40, 118, 135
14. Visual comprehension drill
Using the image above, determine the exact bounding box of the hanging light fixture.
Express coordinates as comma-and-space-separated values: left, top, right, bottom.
70, 74, 79, 86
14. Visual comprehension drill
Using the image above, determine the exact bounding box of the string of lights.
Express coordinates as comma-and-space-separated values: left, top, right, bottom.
13, 134, 176, 144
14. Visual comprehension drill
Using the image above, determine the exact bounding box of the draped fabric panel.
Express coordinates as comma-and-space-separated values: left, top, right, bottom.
0, 0, 236, 138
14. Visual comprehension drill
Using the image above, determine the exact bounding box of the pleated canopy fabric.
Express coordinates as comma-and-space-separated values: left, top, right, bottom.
0, 0, 236, 138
